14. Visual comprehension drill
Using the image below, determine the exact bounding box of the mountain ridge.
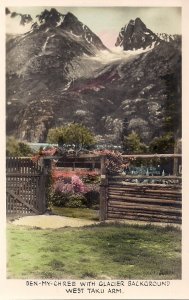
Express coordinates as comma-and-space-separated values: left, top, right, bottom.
6, 9, 181, 146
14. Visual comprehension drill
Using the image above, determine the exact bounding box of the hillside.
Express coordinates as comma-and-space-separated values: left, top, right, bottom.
6, 9, 181, 145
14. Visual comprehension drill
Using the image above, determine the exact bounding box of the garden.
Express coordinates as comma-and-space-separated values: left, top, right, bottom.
6, 123, 182, 280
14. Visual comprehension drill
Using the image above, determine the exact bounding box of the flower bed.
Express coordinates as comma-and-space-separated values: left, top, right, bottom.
49, 169, 100, 209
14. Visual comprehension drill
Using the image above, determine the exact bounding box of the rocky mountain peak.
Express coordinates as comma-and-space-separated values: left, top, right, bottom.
37, 8, 61, 24
31, 9, 107, 51
6, 7, 11, 15
6, 8, 33, 27
134, 17, 147, 32
115, 17, 160, 51
63, 12, 78, 23
33, 8, 65, 30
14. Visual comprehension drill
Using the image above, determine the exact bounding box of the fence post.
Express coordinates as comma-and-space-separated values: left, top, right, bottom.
173, 141, 179, 176
38, 158, 52, 214
100, 155, 108, 222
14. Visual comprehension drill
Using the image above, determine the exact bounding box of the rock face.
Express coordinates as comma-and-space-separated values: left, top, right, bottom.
115, 18, 161, 50
6, 9, 181, 145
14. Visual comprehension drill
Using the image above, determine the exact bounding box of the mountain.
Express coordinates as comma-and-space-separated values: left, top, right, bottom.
6, 10, 181, 146
6, 8, 107, 76
50, 41, 181, 145
115, 18, 161, 50
115, 17, 182, 52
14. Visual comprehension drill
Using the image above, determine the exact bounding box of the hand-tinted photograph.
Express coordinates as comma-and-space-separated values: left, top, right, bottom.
6, 6, 182, 281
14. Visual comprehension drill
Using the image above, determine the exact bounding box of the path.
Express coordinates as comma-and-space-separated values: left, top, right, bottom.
10, 215, 99, 229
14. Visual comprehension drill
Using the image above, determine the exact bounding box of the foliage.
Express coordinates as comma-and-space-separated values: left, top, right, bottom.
149, 132, 175, 154
65, 194, 86, 208
49, 172, 100, 208
6, 136, 33, 157
47, 123, 95, 150
52, 169, 100, 184
84, 190, 100, 209
100, 150, 125, 174
49, 190, 68, 207
123, 131, 148, 154
71, 175, 86, 193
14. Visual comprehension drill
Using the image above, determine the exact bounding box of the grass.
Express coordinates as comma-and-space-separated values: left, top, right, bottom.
7, 222, 181, 280
51, 206, 99, 221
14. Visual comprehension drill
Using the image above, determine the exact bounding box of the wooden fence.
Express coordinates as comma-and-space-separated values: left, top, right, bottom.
6, 157, 49, 215
100, 154, 182, 224
6, 153, 182, 223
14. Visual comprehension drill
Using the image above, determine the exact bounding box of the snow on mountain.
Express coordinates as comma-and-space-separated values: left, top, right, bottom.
115, 18, 160, 51
88, 42, 157, 65
156, 33, 180, 42
6, 10, 181, 145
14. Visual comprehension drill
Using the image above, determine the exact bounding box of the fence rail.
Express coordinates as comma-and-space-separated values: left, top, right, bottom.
6, 154, 182, 223
100, 154, 182, 224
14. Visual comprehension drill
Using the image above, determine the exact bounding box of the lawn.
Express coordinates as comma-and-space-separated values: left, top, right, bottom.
51, 206, 99, 221
7, 222, 181, 280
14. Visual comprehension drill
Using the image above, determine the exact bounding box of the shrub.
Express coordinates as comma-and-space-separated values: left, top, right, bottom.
84, 190, 100, 209
48, 190, 69, 207
82, 173, 100, 184
104, 150, 124, 174
6, 136, 33, 157
50, 175, 89, 208
65, 194, 86, 208
71, 175, 87, 193
149, 133, 175, 154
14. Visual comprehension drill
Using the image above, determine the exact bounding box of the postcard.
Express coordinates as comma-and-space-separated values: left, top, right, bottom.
1, 0, 189, 299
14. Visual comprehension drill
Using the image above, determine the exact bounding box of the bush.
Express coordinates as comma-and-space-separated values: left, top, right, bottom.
65, 194, 86, 208
50, 175, 89, 208
84, 190, 100, 208
6, 136, 33, 157
104, 150, 124, 174
71, 175, 87, 193
49, 173, 101, 209
49, 190, 69, 207
149, 133, 175, 154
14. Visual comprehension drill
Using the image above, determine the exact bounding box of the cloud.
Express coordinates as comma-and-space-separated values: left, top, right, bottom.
6, 14, 32, 34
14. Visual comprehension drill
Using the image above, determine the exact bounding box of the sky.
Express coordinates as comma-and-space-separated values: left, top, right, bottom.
7, 6, 181, 48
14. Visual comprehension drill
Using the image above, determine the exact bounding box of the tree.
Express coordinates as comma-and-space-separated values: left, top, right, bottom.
123, 131, 147, 154
47, 123, 95, 150
6, 136, 32, 157
149, 132, 175, 154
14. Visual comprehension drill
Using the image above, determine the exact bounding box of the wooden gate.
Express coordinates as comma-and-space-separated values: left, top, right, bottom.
6, 157, 48, 215
100, 154, 182, 224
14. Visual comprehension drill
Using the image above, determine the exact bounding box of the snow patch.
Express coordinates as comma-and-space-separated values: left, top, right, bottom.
42, 34, 55, 52
85, 34, 92, 44
42, 36, 50, 51
63, 81, 72, 91
56, 15, 65, 27
70, 30, 81, 38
